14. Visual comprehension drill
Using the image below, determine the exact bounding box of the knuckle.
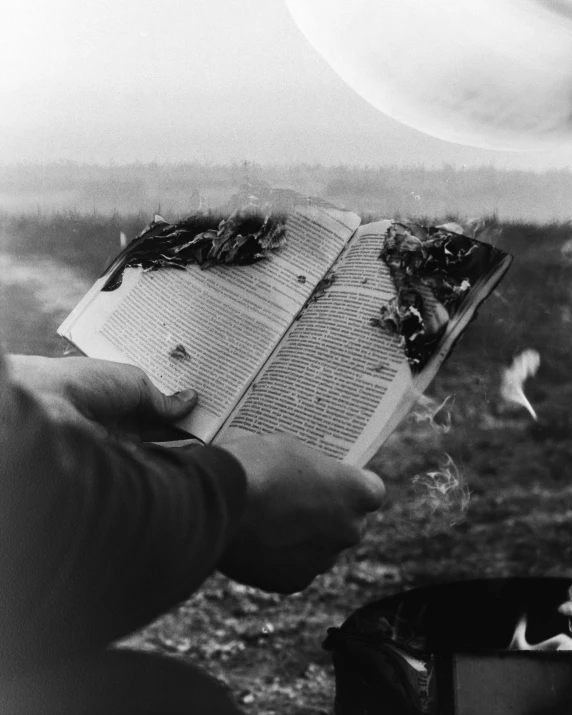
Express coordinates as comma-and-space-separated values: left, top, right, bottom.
60, 379, 78, 405
135, 368, 153, 393
131, 365, 149, 384
131, 367, 154, 410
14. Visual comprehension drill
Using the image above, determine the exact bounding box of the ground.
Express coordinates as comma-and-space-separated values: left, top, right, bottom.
1, 211, 571, 714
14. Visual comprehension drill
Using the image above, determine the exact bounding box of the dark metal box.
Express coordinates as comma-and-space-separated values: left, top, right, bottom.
324, 578, 572, 715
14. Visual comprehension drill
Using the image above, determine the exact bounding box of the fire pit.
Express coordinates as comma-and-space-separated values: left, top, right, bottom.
324, 578, 572, 715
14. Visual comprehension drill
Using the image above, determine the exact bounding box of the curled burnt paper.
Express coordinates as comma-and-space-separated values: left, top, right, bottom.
100, 183, 319, 291
374, 221, 508, 371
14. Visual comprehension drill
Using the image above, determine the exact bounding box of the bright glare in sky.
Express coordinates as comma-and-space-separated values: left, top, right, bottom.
286, 0, 572, 151
2, 0, 572, 168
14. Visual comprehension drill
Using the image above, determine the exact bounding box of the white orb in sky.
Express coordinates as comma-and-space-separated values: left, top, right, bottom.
285, 0, 572, 151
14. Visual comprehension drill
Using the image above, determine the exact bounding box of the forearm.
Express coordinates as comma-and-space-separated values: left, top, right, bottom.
0, 357, 246, 674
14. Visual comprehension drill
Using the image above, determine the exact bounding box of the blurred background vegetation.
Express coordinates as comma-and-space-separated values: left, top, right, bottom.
2, 161, 572, 220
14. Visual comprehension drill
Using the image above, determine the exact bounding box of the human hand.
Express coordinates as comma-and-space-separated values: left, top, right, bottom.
7, 355, 197, 440
219, 433, 385, 594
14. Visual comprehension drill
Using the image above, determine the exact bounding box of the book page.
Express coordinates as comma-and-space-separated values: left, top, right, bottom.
218, 221, 416, 463
219, 219, 512, 465
58, 203, 360, 442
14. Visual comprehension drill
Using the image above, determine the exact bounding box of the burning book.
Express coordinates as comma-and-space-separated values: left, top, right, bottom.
58, 187, 511, 466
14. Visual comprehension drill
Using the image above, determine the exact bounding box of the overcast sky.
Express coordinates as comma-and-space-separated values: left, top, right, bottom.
2, 0, 572, 169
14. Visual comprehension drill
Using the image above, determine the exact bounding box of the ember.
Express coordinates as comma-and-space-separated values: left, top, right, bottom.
169, 343, 190, 361
311, 272, 336, 301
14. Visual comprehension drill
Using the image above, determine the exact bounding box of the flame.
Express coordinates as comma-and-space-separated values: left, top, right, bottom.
409, 394, 453, 434
508, 613, 572, 652
500, 349, 540, 420
558, 586, 572, 635
409, 454, 470, 529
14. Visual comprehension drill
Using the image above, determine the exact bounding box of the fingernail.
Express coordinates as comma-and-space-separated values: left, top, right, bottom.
362, 469, 386, 500
174, 389, 198, 403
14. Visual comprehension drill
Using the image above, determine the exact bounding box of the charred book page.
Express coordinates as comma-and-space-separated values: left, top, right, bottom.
218, 220, 512, 466
374, 222, 513, 372
58, 200, 361, 443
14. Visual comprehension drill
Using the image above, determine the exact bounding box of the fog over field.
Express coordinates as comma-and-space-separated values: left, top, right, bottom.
1, 162, 571, 223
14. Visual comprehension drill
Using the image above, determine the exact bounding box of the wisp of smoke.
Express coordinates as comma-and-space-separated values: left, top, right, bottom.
500, 349, 540, 420
408, 394, 453, 434
399, 454, 470, 535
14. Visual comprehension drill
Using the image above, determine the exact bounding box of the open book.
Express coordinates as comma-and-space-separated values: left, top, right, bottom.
58, 189, 512, 467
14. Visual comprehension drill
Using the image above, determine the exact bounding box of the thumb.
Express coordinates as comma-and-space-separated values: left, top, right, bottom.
360, 469, 386, 511
139, 381, 199, 423
339, 465, 386, 513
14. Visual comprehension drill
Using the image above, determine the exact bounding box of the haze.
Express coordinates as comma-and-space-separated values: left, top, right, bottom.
2, 0, 572, 169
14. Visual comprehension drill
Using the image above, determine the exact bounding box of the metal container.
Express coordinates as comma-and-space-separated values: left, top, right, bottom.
324, 578, 572, 714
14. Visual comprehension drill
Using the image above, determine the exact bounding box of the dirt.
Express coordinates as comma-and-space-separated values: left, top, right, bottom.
0, 251, 89, 355
114, 410, 572, 715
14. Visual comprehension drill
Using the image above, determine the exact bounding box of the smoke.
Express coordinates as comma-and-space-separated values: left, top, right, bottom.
408, 394, 453, 434
500, 349, 540, 419
398, 454, 470, 535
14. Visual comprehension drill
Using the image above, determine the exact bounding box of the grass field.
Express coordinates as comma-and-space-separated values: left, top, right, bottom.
1, 166, 572, 714
3, 161, 572, 222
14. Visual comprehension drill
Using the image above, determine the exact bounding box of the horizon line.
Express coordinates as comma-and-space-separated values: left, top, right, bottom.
1, 160, 572, 175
